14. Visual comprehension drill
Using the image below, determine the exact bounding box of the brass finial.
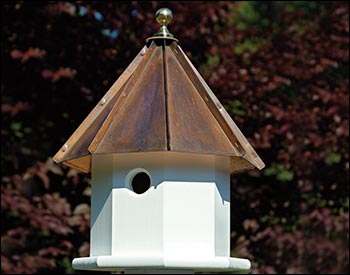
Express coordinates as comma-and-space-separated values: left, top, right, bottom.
154, 8, 174, 38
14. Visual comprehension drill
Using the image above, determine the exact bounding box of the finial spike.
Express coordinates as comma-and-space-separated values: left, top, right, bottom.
154, 8, 174, 38
156, 8, 173, 27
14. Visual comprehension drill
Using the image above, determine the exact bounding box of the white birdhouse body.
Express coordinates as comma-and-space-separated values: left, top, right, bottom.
90, 152, 230, 259
73, 152, 252, 271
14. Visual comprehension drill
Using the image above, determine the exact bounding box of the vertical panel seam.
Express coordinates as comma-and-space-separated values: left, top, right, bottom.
162, 41, 171, 150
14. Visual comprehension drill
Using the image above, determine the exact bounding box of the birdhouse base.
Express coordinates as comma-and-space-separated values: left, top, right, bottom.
125, 269, 193, 274
72, 255, 250, 272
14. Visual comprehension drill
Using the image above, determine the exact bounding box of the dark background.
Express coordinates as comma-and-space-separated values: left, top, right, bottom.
1, 1, 349, 274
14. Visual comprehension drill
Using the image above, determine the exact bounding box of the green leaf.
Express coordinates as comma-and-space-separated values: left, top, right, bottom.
62, 257, 75, 274
225, 100, 246, 117
14, 131, 24, 138
325, 152, 341, 165
40, 229, 50, 237
263, 167, 278, 176
207, 54, 220, 66
8, 210, 19, 217
264, 164, 294, 182
276, 170, 294, 182
10, 122, 22, 131
23, 127, 32, 133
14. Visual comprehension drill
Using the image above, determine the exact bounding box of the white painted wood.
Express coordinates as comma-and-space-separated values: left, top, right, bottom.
214, 156, 230, 257
77, 152, 250, 273
125, 270, 194, 274
112, 185, 163, 256
163, 182, 215, 257
72, 255, 251, 271
90, 154, 113, 256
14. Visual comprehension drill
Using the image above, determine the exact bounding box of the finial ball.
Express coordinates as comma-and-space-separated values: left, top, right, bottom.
156, 8, 173, 26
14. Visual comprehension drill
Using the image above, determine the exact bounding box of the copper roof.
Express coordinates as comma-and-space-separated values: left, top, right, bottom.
53, 9, 264, 174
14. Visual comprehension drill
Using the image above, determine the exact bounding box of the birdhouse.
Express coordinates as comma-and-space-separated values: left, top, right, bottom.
53, 8, 264, 274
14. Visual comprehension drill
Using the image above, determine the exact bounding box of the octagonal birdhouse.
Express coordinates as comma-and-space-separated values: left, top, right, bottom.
53, 8, 264, 274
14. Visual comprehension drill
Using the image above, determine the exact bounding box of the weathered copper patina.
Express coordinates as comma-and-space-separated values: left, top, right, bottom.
53, 9, 264, 174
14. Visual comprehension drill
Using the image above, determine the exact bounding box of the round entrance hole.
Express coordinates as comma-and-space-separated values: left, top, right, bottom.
130, 172, 151, 194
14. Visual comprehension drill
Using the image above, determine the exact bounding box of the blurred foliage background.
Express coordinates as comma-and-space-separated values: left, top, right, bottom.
1, 1, 349, 274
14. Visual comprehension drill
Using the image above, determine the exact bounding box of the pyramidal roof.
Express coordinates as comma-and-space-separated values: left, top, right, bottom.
53, 9, 264, 174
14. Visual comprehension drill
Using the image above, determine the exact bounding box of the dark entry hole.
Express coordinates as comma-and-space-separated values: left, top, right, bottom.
131, 172, 151, 194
